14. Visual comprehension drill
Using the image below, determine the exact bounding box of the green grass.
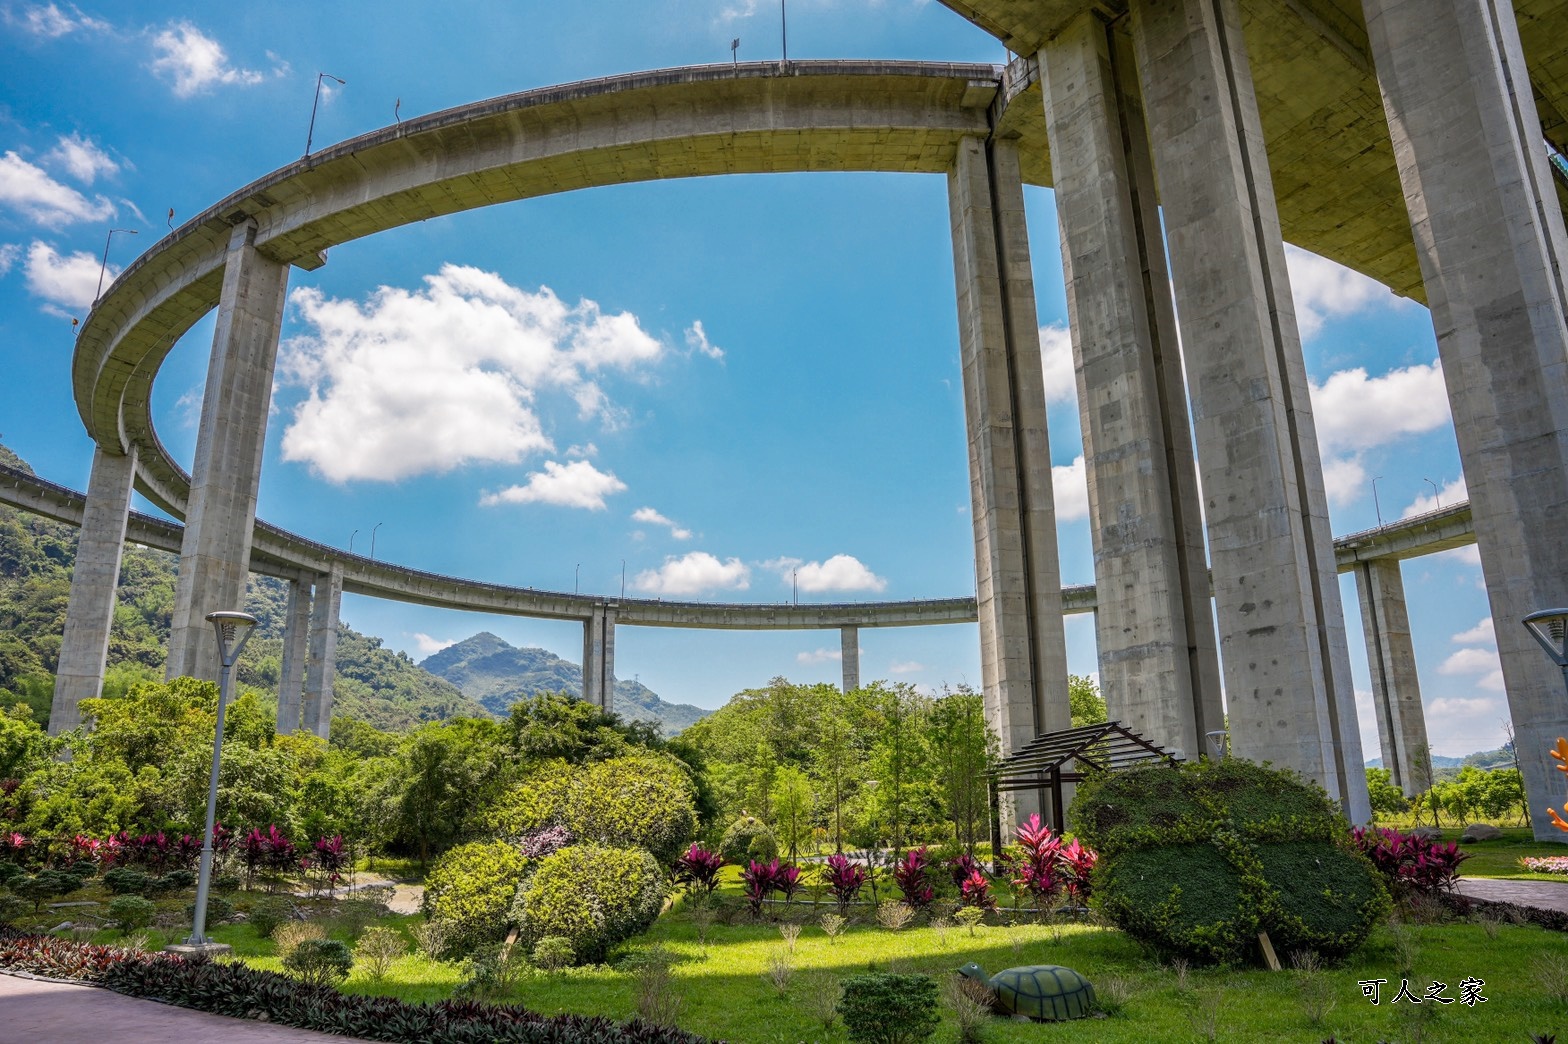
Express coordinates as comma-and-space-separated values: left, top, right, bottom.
1422, 826, 1568, 881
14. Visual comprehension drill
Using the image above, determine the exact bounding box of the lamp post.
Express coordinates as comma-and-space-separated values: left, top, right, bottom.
1205, 730, 1228, 761
370, 522, 384, 560
95, 228, 138, 305
305, 72, 346, 156
1523, 609, 1568, 696
171, 610, 256, 955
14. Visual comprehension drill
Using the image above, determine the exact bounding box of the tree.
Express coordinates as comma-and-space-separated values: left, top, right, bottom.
389, 721, 505, 866
811, 701, 857, 852
772, 764, 816, 861
1365, 768, 1409, 821
928, 687, 996, 854
864, 682, 930, 857
1069, 675, 1107, 727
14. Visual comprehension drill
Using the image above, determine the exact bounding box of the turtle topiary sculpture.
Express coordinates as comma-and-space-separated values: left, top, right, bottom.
956, 962, 1096, 1021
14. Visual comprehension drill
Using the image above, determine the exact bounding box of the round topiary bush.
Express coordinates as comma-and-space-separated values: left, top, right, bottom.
422, 840, 530, 960
1253, 841, 1388, 959
284, 937, 354, 987
513, 843, 665, 964
1094, 842, 1256, 964
565, 754, 697, 863
471, 760, 576, 838
107, 895, 156, 932
719, 815, 778, 865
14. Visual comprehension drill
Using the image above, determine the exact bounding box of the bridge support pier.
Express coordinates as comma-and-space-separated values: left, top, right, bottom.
1354, 559, 1432, 797
583, 604, 616, 712
1039, 13, 1222, 759
50, 445, 137, 735
840, 625, 860, 693
948, 134, 1071, 762
302, 564, 342, 739
1363, 0, 1568, 839
166, 221, 289, 682
1130, 0, 1369, 820
277, 578, 312, 733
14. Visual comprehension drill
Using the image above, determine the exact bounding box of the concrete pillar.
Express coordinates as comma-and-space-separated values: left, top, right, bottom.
1039, 13, 1222, 757
1363, 0, 1568, 839
840, 625, 861, 692
948, 134, 1072, 757
582, 604, 616, 713
166, 221, 289, 682
50, 445, 137, 735
1355, 559, 1432, 796
276, 578, 311, 734
1130, 0, 1370, 821
302, 564, 342, 739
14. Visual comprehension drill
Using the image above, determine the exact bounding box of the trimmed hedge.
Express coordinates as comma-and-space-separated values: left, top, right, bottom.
566, 755, 697, 864
422, 840, 530, 960
718, 815, 777, 865
1070, 759, 1387, 964
513, 843, 665, 964
838, 972, 940, 1044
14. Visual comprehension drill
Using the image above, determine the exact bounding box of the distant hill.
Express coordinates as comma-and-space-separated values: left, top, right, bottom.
1366, 753, 1467, 770
420, 631, 709, 735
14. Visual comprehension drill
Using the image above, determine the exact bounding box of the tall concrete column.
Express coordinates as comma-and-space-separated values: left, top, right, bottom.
948, 134, 1072, 756
50, 445, 137, 735
276, 578, 312, 734
840, 625, 860, 693
1363, 0, 1568, 838
582, 604, 616, 712
1039, 13, 1222, 758
1355, 559, 1432, 796
1130, 0, 1370, 820
166, 221, 289, 682
302, 564, 342, 739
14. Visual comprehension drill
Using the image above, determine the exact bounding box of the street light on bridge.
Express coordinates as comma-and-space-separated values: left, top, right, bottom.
1523, 608, 1568, 696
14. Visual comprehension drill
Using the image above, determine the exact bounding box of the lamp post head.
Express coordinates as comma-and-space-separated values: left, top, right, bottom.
1524, 609, 1568, 668
206, 610, 258, 669
1205, 730, 1228, 760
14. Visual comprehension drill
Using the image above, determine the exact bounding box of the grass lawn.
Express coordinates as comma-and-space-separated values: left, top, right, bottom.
1431, 827, 1568, 881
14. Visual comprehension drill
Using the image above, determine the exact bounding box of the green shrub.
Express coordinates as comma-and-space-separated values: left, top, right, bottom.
187, 894, 234, 926
213, 873, 241, 893
248, 896, 292, 938
102, 868, 149, 895
565, 754, 698, 864
531, 935, 574, 972
1254, 842, 1388, 959
283, 937, 354, 987
514, 843, 665, 964
421, 840, 530, 960
0, 862, 23, 886
719, 815, 778, 865
107, 895, 157, 932
0, 894, 24, 924
353, 926, 407, 981
160, 869, 197, 890
838, 972, 940, 1044
14, 870, 78, 912
471, 760, 575, 837
65, 860, 98, 880
1095, 842, 1255, 964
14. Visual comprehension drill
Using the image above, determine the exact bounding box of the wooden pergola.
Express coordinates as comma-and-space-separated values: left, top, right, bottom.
988, 720, 1183, 853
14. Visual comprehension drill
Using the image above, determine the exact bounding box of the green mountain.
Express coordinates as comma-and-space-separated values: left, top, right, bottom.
0, 440, 485, 731
420, 631, 709, 735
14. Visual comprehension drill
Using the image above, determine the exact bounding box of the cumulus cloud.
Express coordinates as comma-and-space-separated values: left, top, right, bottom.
279, 265, 667, 482
633, 552, 751, 596
0, 243, 18, 276
764, 554, 887, 593
481, 460, 627, 510
1038, 322, 1076, 406
149, 21, 263, 96
6, 2, 108, 36
797, 647, 842, 665
1309, 362, 1450, 457
1052, 455, 1089, 522
1438, 646, 1505, 692
23, 240, 112, 314
410, 633, 456, 656
632, 506, 692, 540
1452, 616, 1494, 646
0, 151, 116, 226
889, 660, 927, 674
1284, 244, 1410, 340
45, 133, 118, 183
1402, 475, 1466, 519
685, 320, 724, 360
1321, 455, 1368, 509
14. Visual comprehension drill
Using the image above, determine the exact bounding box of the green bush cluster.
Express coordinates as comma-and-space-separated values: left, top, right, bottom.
513, 843, 664, 964
837, 972, 940, 1044
283, 937, 354, 987
422, 840, 530, 960
718, 815, 777, 865
1072, 759, 1387, 964
107, 894, 156, 931
248, 896, 292, 938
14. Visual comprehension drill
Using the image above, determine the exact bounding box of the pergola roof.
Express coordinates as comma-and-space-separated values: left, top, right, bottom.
991, 720, 1182, 793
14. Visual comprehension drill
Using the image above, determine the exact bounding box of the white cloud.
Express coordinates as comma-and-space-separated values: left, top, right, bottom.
1452, 617, 1494, 646
148, 21, 263, 96
6, 3, 108, 37
797, 647, 842, 665
889, 660, 927, 674
1424, 696, 1508, 755
1438, 646, 1505, 692
410, 633, 456, 656
0, 243, 18, 276
1402, 475, 1466, 519
1321, 455, 1368, 508
23, 240, 112, 314
1039, 322, 1076, 406
279, 265, 667, 482
1308, 362, 1450, 456
764, 554, 887, 593
632, 506, 692, 540
481, 460, 626, 510
45, 133, 118, 183
685, 320, 724, 360
1284, 244, 1409, 340
633, 552, 751, 596
0, 151, 116, 226
1052, 455, 1089, 522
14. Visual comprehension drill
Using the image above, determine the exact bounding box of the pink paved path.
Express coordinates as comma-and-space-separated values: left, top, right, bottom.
1456, 877, 1568, 915
0, 973, 371, 1043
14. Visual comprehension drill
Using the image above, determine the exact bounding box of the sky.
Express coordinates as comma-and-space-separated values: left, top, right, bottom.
0, 1, 1510, 757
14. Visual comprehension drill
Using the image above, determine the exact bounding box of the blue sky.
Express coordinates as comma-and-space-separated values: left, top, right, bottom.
0, 2, 1508, 756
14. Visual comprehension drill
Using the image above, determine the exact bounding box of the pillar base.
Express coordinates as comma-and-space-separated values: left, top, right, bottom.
165, 941, 232, 958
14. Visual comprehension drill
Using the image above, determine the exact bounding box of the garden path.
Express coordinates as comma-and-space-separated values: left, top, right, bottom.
1457, 877, 1568, 915
0, 972, 373, 1042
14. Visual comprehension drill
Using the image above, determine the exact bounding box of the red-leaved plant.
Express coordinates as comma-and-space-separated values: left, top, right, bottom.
672, 843, 725, 897
948, 852, 983, 890
893, 846, 936, 909
959, 867, 997, 911
1350, 826, 1468, 901
823, 853, 868, 912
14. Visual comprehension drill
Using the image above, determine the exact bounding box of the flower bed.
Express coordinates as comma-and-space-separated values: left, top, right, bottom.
1520, 855, 1568, 876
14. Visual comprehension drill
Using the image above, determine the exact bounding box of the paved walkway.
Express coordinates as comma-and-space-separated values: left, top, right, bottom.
1456, 876, 1568, 915
0, 973, 371, 1043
